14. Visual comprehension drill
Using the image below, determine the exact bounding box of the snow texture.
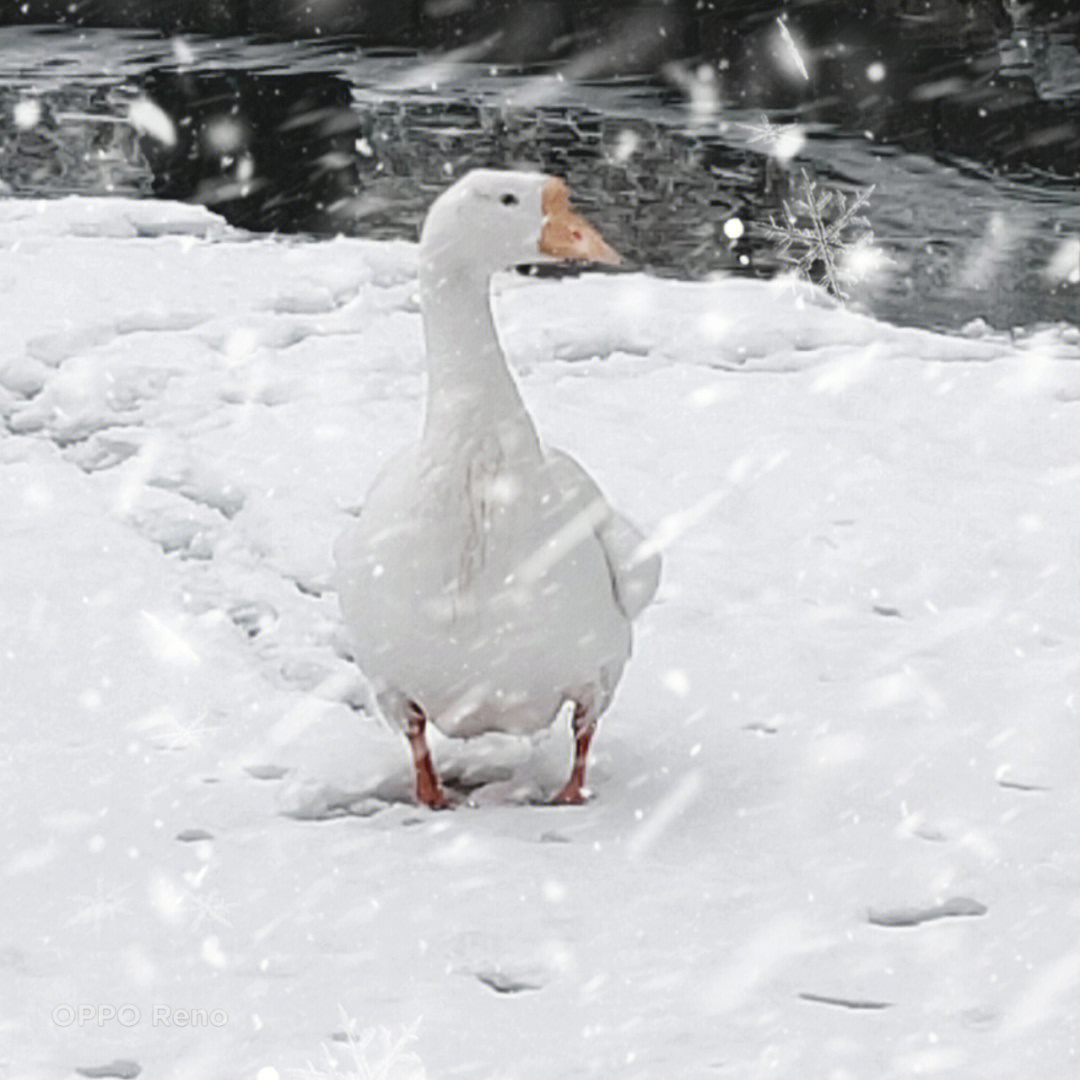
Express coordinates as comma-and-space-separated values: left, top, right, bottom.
3, 196, 1080, 1078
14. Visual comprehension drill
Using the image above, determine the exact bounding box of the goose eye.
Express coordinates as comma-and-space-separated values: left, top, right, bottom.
500, 193, 519, 206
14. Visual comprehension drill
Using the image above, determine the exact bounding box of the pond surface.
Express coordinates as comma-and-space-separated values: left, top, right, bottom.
1, 22, 1078, 332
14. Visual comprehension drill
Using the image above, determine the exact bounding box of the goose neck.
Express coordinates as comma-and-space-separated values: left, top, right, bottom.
419, 261, 539, 453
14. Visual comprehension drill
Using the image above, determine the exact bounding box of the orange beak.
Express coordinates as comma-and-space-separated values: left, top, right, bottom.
539, 176, 621, 266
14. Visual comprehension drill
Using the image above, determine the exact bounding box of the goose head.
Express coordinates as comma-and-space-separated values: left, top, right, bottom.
419, 169, 621, 282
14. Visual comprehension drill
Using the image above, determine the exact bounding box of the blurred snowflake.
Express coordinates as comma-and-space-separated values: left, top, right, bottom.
301, 1008, 425, 1080
760, 169, 876, 299
185, 887, 235, 929
740, 114, 805, 164
137, 707, 217, 751
774, 14, 810, 81
66, 874, 132, 935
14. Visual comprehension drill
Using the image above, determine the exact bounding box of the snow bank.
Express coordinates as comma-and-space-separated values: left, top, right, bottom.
3, 197, 1080, 1079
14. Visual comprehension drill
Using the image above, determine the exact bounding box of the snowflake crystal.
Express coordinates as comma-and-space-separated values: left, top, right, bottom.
300, 1008, 425, 1080
138, 707, 216, 751
759, 168, 876, 299
185, 887, 236, 929
775, 15, 810, 81
740, 114, 806, 163
66, 874, 132, 935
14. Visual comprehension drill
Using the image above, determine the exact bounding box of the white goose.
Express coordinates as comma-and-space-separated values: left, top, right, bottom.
334, 169, 660, 807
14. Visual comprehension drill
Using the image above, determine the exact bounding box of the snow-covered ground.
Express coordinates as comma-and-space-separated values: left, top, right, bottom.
2, 195, 1080, 1080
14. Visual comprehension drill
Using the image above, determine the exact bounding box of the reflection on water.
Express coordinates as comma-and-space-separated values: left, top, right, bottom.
0, 23, 1077, 331
145, 75, 779, 276
0, 82, 147, 196
136, 68, 363, 234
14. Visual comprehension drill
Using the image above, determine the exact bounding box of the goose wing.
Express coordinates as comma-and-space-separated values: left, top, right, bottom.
547, 450, 660, 621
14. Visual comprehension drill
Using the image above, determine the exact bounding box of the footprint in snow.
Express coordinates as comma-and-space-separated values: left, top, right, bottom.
867, 896, 987, 927
146, 471, 246, 519
26, 324, 115, 366
23, 313, 203, 370
997, 776, 1050, 792
290, 574, 327, 598
279, 659, 334, 691
76, 1061, 141, 1079
276, 781, 389, 820
0, 354, 49, 397
799, 992, 891, 1010
262, 282, 360, 315
64, 436, 140, 474
175, 828, 215, 843
995, 765, 1050, 792
203, 320, 313, 354
474, 968, 547, 994
227, 600, 279, 639
137, 515, 216, 560
451, 931, 558, 994
246, 764, 289, 781
114, 310, 206, 335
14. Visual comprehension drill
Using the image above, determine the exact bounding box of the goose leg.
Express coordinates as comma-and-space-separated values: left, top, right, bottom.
404, 700, 452, 810
551, 698, 597, 805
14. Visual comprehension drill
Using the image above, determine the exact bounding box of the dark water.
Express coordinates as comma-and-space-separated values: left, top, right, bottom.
1, 22, 1078, 332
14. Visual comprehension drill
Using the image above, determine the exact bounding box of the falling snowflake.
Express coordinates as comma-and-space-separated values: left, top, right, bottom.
663, 61, 720, 130
740, 114, 806, 164
185, 887, 236, 929
300, 1008, 425, 1080
12, 97, 42, 130
66, 874, 132, 935
1043, 235, 1080, 285
127, 95, 176, 148
135, 707, 216, 751
759, 169, 876, 299
139, 610, 202, 667
774, 15, 810, 81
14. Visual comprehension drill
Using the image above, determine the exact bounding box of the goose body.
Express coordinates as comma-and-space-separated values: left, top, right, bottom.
333, 169, 660, 805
